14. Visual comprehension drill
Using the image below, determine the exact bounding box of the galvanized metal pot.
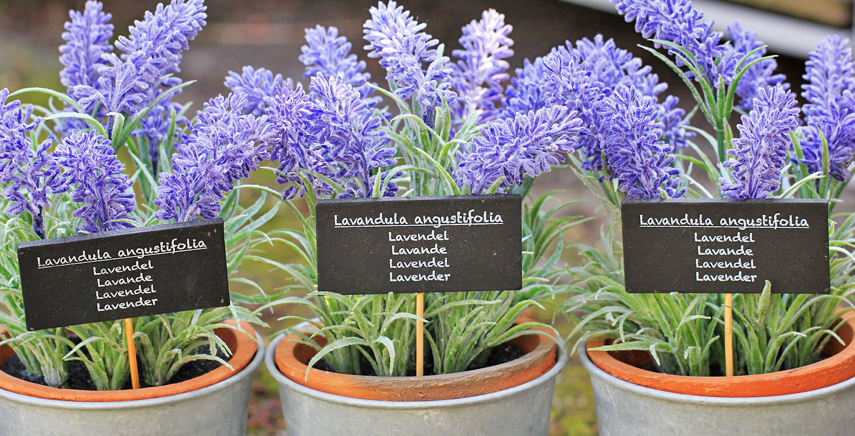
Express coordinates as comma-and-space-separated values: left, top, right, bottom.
0, 331, 263, 436
579, 340, 855, 436
266, 334, 568, 436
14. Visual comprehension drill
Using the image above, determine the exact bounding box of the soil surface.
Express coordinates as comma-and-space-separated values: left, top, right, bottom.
1, 345, 226, 390
312, 343, 526, 376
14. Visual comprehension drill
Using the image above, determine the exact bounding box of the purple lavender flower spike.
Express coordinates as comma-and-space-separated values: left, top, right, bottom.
132, 98, 186, 175
540, 49, 610, 172
300, 26, 380, 107
600, 85, 683, 199
722, 85, 799, 199
59, 1, 113, 93
724, 22, 787, 111
264, 79, 325, 200
0, 90, 69, 238
155, 93, 271, 222
72, 0, 207, 116
575, 35, 666, 99
610, 0, 725, 85
55, 131, 136, 233
452, 9, 514, 124
502, 57, 550, 119
457, 106, 582, 194
225, 66, 284, 116
308, 75, 396, 198
800, 35, 855, 182
363, 1, 455, 121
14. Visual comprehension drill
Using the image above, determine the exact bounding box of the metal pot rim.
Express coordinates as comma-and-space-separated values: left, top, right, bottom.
0, 331, 264, 410
265, 333, 568, 409
578, 339, 855, 406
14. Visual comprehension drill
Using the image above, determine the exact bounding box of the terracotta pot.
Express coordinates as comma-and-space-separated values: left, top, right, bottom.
0, 320, 263, 436
586, 311, 855, 397
275, 321, 557, 401
266, 327, 567, 436
0, 320, 257, 402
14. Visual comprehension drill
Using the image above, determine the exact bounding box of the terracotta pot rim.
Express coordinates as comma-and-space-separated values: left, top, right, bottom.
0, 320, 258, 403
267, 333, 569, 407
273, 319, 560, 402
585, 311, 855, 398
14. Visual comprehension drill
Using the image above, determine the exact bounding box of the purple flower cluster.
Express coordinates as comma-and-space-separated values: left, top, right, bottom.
264, 80, 318, 200
529, 37, 691, 173
724, 23, 787, 111
800, 35, 855, 182
224, 66, 284, 116
600, 85, 683, 199
59, 1, 113, 93
502, 57, 550, 119
55, 131, 136, 233
610, 0, 725, 85
71, 0, 206, 116
723, 86, 799, 199
266, 75, 397, 200
363, 1, 455, 121
155, 93, 271, 222
300, 26, 380, 108
451, 9, 514, 123
0, 90, 69, 238
456, 106, 582, 194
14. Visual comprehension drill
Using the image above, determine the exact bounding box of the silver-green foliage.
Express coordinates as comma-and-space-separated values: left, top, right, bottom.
0, 87, 273, 389
268, 92, 572, 378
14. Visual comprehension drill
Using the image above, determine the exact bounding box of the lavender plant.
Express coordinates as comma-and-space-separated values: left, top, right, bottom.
0, 0, 273, 390
560, 0, 855, 376
236, 1, 578, 377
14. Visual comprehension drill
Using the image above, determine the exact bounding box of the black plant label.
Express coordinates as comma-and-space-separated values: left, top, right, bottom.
316, 195, 522, 295
18, 218, 230, 330
622, 199, 830, 294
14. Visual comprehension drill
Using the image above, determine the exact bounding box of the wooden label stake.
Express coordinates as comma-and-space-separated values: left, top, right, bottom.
124, 318, 140, 389
724, 293, 734, 377
416, 292, 425, 377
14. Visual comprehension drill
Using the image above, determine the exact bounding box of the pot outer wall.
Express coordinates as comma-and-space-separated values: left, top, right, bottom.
0, 332, 264, 436
265, 334, 568, 436
579, 340, 855, 436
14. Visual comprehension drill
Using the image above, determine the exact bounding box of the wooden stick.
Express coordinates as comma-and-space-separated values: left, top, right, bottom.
124, 318, 140, 389
416, 292, 425, 377
724, 293, 734, 377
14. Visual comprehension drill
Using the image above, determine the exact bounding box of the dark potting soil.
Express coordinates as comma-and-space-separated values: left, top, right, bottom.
0, 345, 225, 390
312, 343, 526, 377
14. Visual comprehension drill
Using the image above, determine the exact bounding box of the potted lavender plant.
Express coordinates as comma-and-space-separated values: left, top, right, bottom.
229, 2, 577, 434
554, 0, 855, 434
0, 1, 277, 434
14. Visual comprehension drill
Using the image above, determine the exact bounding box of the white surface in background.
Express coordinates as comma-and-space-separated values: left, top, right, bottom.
561, 0, 854, 58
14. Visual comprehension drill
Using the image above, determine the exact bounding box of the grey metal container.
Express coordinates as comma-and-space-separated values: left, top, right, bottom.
0, 335, 263, 436
578, 340, 855, 436
265, 334, 567, 436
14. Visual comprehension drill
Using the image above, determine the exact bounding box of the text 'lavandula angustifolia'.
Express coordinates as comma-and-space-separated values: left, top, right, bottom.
55, 131, 136, 233
723, 85, 799, 199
